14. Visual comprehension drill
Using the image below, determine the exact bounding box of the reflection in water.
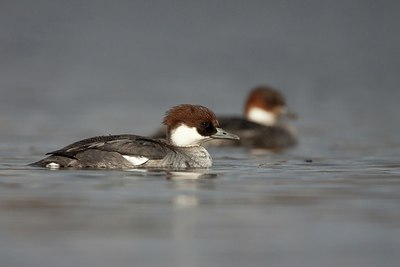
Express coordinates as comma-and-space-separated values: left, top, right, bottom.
168, 170, 218, 208
173, 194, 199, 208
123, 168, 219, 180
167, 170, 218, 180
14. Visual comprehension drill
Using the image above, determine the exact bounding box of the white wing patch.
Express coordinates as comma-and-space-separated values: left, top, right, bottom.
122, 155, 149, 166
46, 162, 60, 169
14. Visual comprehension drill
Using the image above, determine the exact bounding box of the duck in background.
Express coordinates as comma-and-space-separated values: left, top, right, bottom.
214, 85, 298, 151
151, 85, 298, 151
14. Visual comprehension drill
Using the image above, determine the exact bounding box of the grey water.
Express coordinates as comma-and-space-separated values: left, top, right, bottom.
1, 1, 400, 267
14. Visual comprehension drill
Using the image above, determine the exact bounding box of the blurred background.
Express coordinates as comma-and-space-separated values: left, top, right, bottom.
1, 2, 400, 267
1, 0, 399, 150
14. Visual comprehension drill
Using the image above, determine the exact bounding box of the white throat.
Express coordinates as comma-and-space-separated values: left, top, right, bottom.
169, 124, 209, 147
247, 107, 276, 126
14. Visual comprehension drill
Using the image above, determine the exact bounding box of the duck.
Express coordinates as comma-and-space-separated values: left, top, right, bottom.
30, 104, 239, 169
214, 85, 298, 150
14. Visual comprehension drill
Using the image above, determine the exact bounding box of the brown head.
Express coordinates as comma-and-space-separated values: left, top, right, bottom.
245, 86, 286, 114
244, 85, 296, 126
163, 104, 239, 147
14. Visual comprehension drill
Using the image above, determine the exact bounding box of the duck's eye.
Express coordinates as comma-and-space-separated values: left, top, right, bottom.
197, 121, 217, 136
201, 121, 210, 128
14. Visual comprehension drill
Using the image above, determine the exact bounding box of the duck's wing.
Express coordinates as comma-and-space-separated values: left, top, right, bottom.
46, 134, 172, 160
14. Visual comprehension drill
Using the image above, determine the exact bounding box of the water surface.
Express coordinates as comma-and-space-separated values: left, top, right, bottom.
1, 137, 399, 267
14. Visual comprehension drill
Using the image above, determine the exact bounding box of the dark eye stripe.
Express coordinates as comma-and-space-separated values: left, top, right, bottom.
197, 121, 217, 136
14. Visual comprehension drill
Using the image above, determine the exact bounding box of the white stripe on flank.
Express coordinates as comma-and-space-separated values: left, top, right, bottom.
122, 155, 149, 166
46, 162, 60, 169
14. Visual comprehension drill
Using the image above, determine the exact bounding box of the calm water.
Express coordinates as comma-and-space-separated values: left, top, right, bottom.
1, 135, 399, 267
1, 1, 400, 266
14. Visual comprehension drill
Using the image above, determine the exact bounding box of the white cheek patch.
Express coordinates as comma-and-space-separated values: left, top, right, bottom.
122, 155, 149, 166
247, 107, 276, 126
169, 124, 208, 147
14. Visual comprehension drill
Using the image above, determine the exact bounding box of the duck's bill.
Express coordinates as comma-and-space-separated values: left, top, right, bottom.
280, 107, 298, 120
211, 128, 240, 140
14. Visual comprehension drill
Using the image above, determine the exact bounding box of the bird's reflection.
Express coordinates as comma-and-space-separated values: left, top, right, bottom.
124, 168, 218, 180
173, 194, 199, 208
166, 170, 218, 180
